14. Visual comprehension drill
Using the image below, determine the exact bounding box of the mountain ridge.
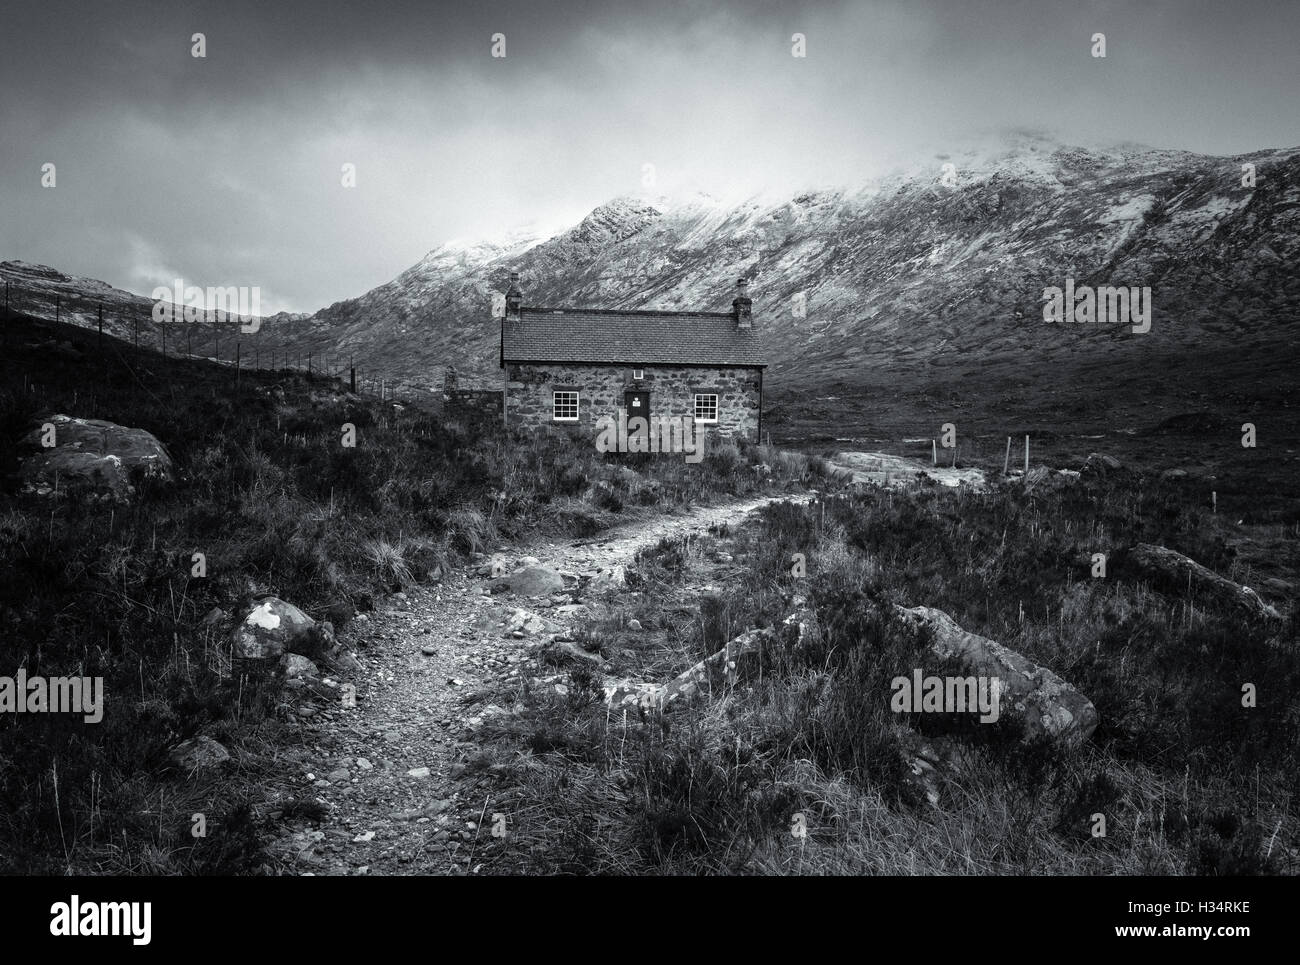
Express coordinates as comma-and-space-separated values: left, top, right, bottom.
5, 136, 1298, 416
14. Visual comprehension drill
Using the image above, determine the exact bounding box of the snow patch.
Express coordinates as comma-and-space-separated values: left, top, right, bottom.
1099, 195, 1155, 223
246, 602, 282, 630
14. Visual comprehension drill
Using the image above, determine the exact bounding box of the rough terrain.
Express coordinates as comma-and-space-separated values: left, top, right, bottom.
271, 493, 806, 875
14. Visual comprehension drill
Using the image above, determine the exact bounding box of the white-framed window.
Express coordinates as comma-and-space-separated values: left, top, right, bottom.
632, 368, 644, 380
553, 390, 579, 422
693, 393, 719, 424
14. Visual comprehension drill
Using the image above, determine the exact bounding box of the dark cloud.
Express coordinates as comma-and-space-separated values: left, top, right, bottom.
2, 0, 1297, 312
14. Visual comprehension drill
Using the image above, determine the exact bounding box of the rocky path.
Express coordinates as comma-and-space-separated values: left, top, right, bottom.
273, 492, 806, 876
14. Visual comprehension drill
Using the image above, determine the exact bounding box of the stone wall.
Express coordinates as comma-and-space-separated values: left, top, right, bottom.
444, 388, 503, 424
441, 365, 503, 425
504, 362, 761, 441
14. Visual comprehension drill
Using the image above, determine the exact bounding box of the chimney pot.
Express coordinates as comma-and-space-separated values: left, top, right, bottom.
732, 277, 753, 328
505, 270, 522, 320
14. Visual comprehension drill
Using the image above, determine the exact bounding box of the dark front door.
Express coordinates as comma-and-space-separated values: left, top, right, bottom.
624, 390, 650, 441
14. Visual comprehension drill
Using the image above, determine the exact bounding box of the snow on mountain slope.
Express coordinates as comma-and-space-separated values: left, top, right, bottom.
6, 136, 1298, 404
294, 136, 1298, 393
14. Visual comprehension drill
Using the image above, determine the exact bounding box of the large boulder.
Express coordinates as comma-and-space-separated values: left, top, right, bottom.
18, 414, 173, 500
1128, 543, 1282, 621
604, 608, 810, 711
895, 605, 1099, 745
231, 597, 332, 664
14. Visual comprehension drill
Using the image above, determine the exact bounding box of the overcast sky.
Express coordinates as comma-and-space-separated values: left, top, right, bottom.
3, 0, 1297, 313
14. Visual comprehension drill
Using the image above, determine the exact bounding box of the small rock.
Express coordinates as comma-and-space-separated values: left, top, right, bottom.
492, 566, 565, 597
352, 831, 375, 843
232, 596, 330, 664
328, 651, 362, 675
327, 768, 350, 784
627, 618, 642, 631
166, 736, 230, 772
356, 758, 373, 770
421, 644, 437, 656
280, 653, 320, 680
1082, 452, 1124, 477
407, 766, 432, 780
595, 565, 627, 587
321, 599, 356, 629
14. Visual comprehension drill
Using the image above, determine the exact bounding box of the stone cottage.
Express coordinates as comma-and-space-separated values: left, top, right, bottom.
499, 274, 766, 443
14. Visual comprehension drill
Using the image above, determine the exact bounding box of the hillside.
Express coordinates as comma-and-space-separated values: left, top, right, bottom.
301, 134, 1300, 391
6, 134, 1299, 449
0, 311, 829, 873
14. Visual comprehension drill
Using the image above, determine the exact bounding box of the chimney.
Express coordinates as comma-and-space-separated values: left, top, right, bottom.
505, 271, 522, 321
732, 277, 752, 329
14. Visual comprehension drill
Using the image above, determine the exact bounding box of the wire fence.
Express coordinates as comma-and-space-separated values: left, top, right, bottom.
2, 279, 447, 409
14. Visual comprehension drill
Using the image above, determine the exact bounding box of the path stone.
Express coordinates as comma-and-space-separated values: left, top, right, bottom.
492, 566, 565, 596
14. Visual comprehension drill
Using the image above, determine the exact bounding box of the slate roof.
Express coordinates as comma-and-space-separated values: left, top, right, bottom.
501, 307, 766, 368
